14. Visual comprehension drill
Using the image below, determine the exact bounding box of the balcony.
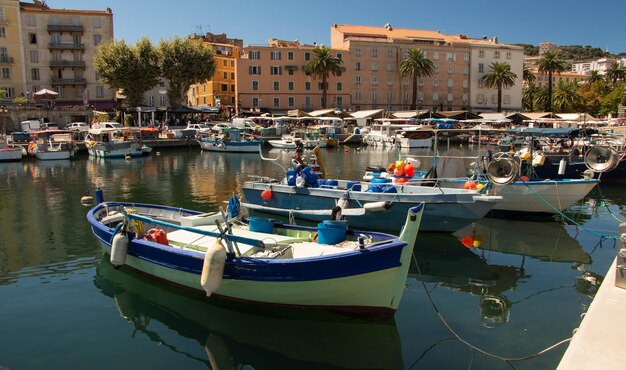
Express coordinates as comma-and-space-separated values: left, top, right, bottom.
51, 78, 86, 85
49, 42, 84, 50
47, 24, 84, 33
0, 56, 13, 64
50, 60, 86, 68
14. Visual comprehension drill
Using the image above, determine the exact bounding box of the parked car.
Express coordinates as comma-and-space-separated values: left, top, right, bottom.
91, 122, 123, 130
185, 123, 212, 134
211, 122, 231, 134
65, 122, 89, 132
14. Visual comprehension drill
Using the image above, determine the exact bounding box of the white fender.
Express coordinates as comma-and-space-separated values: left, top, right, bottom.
200, 238, 227, 296
110, 233, 129, 268
337, 197, 348, 210
363, 201, 391, 212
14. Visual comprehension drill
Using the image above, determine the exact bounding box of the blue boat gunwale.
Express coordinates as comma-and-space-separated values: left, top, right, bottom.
87, 201, 414, 282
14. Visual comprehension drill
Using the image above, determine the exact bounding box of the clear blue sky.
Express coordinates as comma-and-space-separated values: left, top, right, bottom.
49, 0, 625, 53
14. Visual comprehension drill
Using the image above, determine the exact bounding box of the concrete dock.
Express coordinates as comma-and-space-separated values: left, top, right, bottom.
558, 256, 625, 369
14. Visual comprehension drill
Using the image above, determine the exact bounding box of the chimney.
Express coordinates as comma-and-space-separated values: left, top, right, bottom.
384, 23, 393, 31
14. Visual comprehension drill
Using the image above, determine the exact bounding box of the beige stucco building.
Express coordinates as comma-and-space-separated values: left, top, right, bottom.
330, 24, 523, 113
0, 0, 114, 108
236, 38, 351, 114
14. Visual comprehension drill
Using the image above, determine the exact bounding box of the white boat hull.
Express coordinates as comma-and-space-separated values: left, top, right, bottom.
35, 150, 71, 160
0, 148, 23, 161
200, 140, 262, 153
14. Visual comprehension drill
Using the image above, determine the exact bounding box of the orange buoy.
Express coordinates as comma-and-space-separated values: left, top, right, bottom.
387, 163, 395, 172
404, 163, 415, 177
464, 181, 477, 190
519, 176, 530, 182
461, 236, 474, 248
261, 189, 273, 201
393, 168, 404, 177
397, 177, 409, 183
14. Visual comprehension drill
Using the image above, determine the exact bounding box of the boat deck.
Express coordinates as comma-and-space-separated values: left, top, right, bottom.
558, 256, 625, 369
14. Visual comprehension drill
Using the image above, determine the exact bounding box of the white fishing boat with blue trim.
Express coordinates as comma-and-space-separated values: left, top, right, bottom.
198, 128, 262, 153
87, 193, 424, 317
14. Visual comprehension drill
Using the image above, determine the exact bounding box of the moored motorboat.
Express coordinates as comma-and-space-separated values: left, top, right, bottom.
87, 195, 424, 317
85, 127, 144, 158
27, 130, 77, 160
198, 128, 263, 153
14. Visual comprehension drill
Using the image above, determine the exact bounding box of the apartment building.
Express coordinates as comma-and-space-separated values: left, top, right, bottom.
236, 38, 351, 113
0, 0, 25, 99
330, 24, 523, 113
571, 57, 625, 75
187, 33, 242, 110
0, 0, 114, 107
533, 69, 588, 88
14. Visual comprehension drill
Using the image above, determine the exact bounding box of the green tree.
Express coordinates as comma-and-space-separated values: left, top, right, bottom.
94, 38, 160, 107
0, 89, 7, 99
588, 70, 603, 84
605, 62, 625, 85
398, 48, 435, 110
481, 62, 518, 112
537, 51, 567, 112
304, 46, 344, 108
522, 82, 539, 112
553, 81, 582, 112
523, 65, 536, 84
599, 84, 626, 116
158, 37, 216, 107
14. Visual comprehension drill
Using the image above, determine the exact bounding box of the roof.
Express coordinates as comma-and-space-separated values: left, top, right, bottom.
307, 108, 336, 117
556, 113, 597, 121
437, 111, 482, 120
521, 112, 559, 120
392, 110, 434, 119
350, 109, 384, 119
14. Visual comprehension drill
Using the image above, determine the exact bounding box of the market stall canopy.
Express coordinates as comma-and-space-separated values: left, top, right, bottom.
392, 110, 443, 119
556, 113, 597, 122
437, 110, 481, 120
33, 88, 58, 100
167, 104, 199, 114
521, 112, 559, 120
350, 109, 384, 119
288, 109, 310, 117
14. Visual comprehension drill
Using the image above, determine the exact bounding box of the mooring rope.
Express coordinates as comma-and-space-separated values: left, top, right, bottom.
411, 252, 572, 362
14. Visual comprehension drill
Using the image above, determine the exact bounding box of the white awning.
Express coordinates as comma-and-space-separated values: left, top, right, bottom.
307, 108, 336, 117
350, 109, 384, 119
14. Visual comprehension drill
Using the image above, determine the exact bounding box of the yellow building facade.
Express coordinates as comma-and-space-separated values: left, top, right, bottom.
0, 0, 25, 99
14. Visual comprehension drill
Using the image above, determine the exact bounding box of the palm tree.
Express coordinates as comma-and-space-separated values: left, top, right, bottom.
553, 81, 582, 112
481, 62, 518, 112
523, 65, 536, 84
398, 48, 435, 110
588, 70, 603, 84
522, 82, 539, 112
536, 51, 567, 112
304, 46, 344, 108
605, 62, 625, 85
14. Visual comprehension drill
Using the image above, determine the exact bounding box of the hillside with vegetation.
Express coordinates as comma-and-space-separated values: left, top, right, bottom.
514, 44, 625, 60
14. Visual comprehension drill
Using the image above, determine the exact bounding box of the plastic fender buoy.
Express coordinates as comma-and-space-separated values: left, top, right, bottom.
464, 181, 477, 190
387, 163, 395, 172
472, 235, 483, 248
404, 163, 415, 177
519, 176, 530, 182
110, 233, 129, 268
200, 238, 227, 297
395, 160, 404, 169
461, 236, 474, 248
393, 168, 404, 177
80, 195, 95, 206
476, 183, 485, 190
261, 189, 273, 201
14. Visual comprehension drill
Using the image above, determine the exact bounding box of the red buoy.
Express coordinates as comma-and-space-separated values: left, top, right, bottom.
461, 236, 474, 248
261, 189, 273, 201
464, 181, 476, 190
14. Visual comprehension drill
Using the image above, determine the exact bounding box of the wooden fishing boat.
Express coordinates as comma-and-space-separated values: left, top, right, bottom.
87, 194, 424, 317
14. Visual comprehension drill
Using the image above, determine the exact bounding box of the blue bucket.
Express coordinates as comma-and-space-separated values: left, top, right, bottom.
249, 217, 274, 233
372, 177, 392, 184
347, 181, 361, 191
317, 221, 347, 244
285, 170, 297, 186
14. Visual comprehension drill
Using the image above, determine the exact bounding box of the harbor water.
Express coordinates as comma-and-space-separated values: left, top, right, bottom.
0, 145, 622, 369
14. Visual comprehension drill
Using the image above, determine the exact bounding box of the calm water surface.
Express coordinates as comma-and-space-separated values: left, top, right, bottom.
0, 145, 622, 369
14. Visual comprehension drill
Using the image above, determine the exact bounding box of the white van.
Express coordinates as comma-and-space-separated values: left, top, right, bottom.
91, 122, 123, 130
230, 118, 256, 130
20, 120, 41, 132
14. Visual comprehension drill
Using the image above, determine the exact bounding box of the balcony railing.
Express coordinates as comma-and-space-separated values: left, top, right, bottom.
49, 43, 84, 50
51, 78, 86, 85
47, 24, 84, 33
0, 56, 14, 64
50, 60, 86, 68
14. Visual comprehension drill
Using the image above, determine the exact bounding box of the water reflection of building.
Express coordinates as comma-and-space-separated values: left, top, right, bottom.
94, 259, 403, 370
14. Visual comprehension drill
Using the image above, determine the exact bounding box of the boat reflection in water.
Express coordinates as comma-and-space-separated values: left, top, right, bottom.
94, 258, 403, 370
411, 234, 525, 328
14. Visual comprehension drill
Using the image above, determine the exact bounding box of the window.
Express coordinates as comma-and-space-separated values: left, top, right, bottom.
286, 81, 294, 91
51, 34, 60, 44
318, 82, 327, 90
506, 52, 511, 59
372, 91, 377, 101
387, 63, 393, 71
73, 34, 81, 45
447, 93, 453, 102
31, 68, 39, 80
433, 78, 439, 87
249, 66, 261, 75
270, 66, 282, 75
355, 61, 361, 71
476, 94, 485, 104
446, 53, 455, 61
305, 81, 311, 90
433, 52, 439, 60
93, 17, 101, 29
1, 67, 9, 79
56, 86, 63, 97
252, 97, 259, 107
432, 93, 439, 101
491, 94, 498, 104
448, 66, 454, 74
402, 92, 408, 101
417, 92, 424, 101
75, 87, 83, 98
387, 92, 393, 101
355, 48, 361, 57
462, 93, 468, 102
29, 33, 37, 44
371, 76, 378, 85
71, 16, 80, 26
464, 53, 470, 61
304, 52, 310, 61
231, 60, 235, 67
52, 51, 61, 62
371, 63, 378, 71
336, 53, 342, 60
288, 96, 295, 107
203, 83, 206, 92
273, 81, 280, 91
387, 48, 393, 57
304, 96, 311, 108
94, 34, 102, 46
27, 15, 36, 26
223, 59, 227, 67
336, 82, 342, 91
434, 66, 439, 73
223, 72, 227, 79
463, 80, 468, 88
478, 79, 485, 88
160, 94, 166, 106
249, 51, 260, 60
478, 63, 484, 73
355, 91, 362, 101
387, 76, 393, 85
252, 81, 259, 91
355, 75, 361, 85
231, 72, 235, 79
96, 85, 105, 98
0, 27, 5, 38
494, 51, 500, 59
231, 84, 235, 92
447, 79, 453, 87
50, 15, 58, 25
463, 66, 469, 75
288, 69, 294, 76
371, 48, 378, 57
273, 97, 280, 107
0, 87, 14, 98
271, 51, 281, 60
403, 77, 410, 87
336, 96, 343, 108
285, 51, 293, 60
479, 50, 485, 58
